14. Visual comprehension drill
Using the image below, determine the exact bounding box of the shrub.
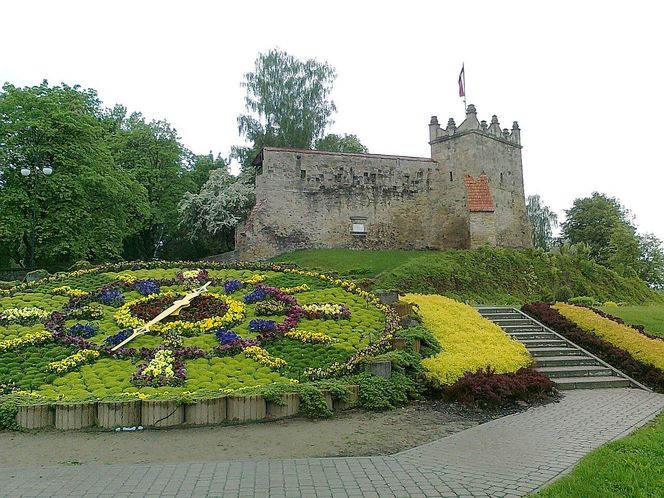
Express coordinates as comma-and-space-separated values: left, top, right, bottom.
569, 296, 595, 306
554, 303, 664, 371
394, 325, 441, 358
404, 294, 532, 385
522, 302, 664, 392
555, 285, 573, 302
604, 300, 618, 307
443, 367, 557, 408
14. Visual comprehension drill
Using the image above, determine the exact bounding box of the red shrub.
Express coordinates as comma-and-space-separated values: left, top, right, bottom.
443, 367, 557, 409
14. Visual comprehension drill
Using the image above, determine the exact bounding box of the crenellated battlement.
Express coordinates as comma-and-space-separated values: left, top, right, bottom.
429, 104, 521, 146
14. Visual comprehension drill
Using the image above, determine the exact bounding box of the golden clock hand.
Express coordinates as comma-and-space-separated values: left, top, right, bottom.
110, 281, 211, 351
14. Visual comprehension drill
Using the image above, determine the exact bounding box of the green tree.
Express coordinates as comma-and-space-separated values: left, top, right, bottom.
526, 195, 558, 250
0, 81, 148, 269
637, 233, 664, 288
314, 133, 368, 153
106, 110, 196, 259
561, 192, 633, 265
234, 48, 337, 181
606, 224, 641, 278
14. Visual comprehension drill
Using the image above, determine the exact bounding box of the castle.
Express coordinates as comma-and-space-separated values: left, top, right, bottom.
235, 104, 532, 260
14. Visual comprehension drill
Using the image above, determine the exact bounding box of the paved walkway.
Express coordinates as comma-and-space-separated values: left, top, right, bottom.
1, 388, 663, 498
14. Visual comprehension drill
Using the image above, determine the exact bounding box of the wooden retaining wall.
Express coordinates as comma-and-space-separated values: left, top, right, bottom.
13, 383, 366, 431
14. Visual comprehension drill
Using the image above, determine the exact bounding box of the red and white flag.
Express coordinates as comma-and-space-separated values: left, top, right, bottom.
458, 64, 465, 97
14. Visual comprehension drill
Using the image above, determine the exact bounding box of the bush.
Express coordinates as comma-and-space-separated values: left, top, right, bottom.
555, 285, 573, 302
68, 260, 93, 271
522, 302, 664, 392
405, 294, 532, 385
442, 367, 557, 409
569, 296, 595, 306
394, 325, 441, 358
604, 300, 618, 307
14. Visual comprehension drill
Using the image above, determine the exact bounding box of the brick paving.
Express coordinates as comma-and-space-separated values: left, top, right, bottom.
1, 388, 662, 497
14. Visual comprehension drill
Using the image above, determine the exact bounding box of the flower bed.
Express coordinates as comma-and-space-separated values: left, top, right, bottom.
522, 302, 664, 392
403, 294, 532, 385
553, 302, 664, 371
0, 262, 390, 405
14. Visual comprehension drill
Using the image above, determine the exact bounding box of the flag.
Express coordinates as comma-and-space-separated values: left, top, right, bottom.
458, 64, 465, 97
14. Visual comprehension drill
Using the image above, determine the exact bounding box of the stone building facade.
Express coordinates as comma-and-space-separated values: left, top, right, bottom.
235, 104, 532, 260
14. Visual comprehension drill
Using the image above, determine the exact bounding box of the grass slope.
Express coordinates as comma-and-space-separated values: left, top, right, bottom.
535, 413, 664, 498
273, 248, 660, 305
598, 304, 664, 338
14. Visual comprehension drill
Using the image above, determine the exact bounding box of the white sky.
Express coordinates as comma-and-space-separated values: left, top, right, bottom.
2, 0, 663, 241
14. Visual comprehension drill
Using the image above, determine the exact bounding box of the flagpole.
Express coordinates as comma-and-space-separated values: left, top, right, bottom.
463, 63, 467, 111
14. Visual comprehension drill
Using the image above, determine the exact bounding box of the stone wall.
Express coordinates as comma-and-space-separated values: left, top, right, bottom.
235, 149, 467, 260
469, 211, 497, 248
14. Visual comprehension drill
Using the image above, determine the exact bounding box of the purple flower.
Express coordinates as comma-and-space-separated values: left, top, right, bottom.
99, 287, 124, 306
67, 322, 98, 339
244, 288, 267, 303
104, 328, 133, 347
249, 319, 277, 333
216, 329, 241, 345
224, 280, 244, 293
135, 280, 160, 296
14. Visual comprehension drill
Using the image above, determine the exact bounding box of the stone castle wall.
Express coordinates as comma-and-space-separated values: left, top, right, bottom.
235, 149, 466, 260
235, 106, 532, 260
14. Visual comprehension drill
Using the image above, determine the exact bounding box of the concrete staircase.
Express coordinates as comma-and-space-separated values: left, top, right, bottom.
477, 307, 646, 390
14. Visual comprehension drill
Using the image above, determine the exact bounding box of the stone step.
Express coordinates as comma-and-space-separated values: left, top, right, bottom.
529, 347, 584, 357
520, 339, 568, 348
499, 325, 544, 332
554, 376, 631, 390
480, 312, 523, 320
508, 331, 559, 340
538, 365, 614, 378
477, 308, 515, 315
535, 355, 601, 367
492, 319, 533, 326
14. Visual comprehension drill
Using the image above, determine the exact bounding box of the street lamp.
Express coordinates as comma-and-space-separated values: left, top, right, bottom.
16, 158, 54, 269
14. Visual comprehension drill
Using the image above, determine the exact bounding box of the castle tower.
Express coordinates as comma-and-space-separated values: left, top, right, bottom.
428, 104, 532, 249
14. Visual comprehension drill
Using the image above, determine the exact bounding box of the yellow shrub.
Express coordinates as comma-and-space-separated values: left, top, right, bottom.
554, 302, 664, 371
404, 294, 532, 385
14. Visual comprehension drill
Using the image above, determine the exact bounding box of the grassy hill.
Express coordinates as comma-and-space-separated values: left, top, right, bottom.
272, 248, 661, 305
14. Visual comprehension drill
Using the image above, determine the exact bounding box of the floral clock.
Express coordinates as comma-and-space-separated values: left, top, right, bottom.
0, 263, 397, 401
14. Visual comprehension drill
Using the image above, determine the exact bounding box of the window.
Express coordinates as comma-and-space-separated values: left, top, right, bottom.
450, 171, 454, 182
417, 171, 423, 179
300, 170, 306, 180
351, 217, 368, 235
500, 172, 504, 183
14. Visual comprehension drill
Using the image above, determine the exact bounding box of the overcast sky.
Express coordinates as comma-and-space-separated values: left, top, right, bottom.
2, 0, 662, 241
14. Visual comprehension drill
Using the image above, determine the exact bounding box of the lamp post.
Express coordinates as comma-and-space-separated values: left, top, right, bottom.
20, 160, 53, 268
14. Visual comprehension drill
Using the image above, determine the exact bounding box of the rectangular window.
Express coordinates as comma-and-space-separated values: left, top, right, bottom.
352, 223, 366, 233
351, 217, 368, 235
300, 170, 306, 180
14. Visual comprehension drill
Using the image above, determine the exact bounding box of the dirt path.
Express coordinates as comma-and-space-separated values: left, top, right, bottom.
0, 401, 510, 467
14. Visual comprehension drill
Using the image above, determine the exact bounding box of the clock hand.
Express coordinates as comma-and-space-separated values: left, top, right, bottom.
111, 281, 211, 351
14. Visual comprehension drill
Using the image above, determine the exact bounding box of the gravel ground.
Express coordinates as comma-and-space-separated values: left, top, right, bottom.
0, 400, 524, 467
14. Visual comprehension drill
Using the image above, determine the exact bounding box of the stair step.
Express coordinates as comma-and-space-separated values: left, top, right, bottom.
521, 339, 567, 347
509, 332, 559, 340
500, 325, 544, 332
529, 347, 584, 357
535, 355, 600, 367
538, 365, 614, 378
481, 313, 523, 320
478, 308, 515, 314
554, 376, 631, 390
493, 319, 533, 326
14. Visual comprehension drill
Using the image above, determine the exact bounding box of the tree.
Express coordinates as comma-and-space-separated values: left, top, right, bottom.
105, 110, 196, 260
637, 233, 664, 288
526, 195, 558, 250
561, 192, 633, 265
314, 133, 368, 154
178, 168, 255, 248
234, 49, 337, 180
0, 81, 148, 269
561, 192, 664, 288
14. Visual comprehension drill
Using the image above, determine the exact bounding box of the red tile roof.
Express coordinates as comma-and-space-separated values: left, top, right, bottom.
464, 173, 495, 212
